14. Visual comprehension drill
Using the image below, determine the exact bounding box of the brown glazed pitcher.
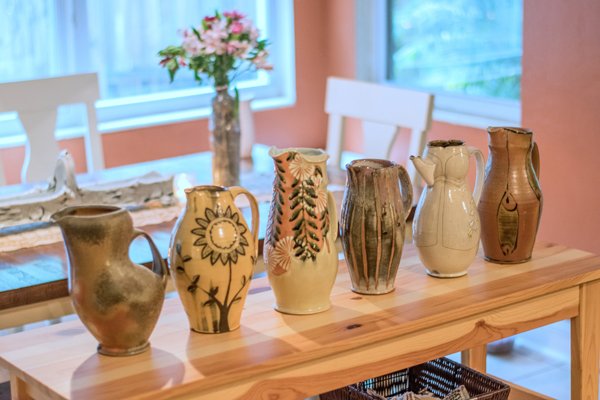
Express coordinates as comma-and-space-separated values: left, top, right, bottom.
52, 205, 168, 356
478, 127, 543, 263
341, 159, 413, 294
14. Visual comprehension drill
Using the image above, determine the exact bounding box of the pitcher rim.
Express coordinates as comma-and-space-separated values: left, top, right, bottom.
51, 205, 124, 223
488, 126, 533, 135
346, 158, 398, 171
268, 146, 330, 162
427, 140, 465, 148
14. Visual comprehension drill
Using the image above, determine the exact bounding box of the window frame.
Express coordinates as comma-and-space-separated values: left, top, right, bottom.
0, 0, 296, 148
356, 0, 521, 129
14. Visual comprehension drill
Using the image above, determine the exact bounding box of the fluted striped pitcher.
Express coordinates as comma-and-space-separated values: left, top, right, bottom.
341, 159, 413, 294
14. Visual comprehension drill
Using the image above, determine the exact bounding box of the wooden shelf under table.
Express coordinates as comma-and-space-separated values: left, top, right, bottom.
1, 242, 600, 400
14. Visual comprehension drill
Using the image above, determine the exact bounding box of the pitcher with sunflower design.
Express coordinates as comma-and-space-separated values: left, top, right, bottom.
169, 185, 259, 333
265, 147, 339, 314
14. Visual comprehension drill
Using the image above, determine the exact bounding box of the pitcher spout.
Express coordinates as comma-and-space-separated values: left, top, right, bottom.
409, 156, 436, 186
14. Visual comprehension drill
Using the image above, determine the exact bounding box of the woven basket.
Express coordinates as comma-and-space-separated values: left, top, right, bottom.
320, 357, 510, 400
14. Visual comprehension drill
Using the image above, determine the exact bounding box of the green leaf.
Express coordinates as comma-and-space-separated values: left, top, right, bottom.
286, 152, 296, 161
192, 27, 202, 41
309, 231, 319, 241
276, 214, 282, 224
299, 254, 307, 261
295, 247, 304, 257
277, 173, 286, 184
276, 163, 285, 173
291, 178, 300, 188
176, 266, 185, 274
293, 230, 302, 240
306, 178, 315, 186
307, 220, 318, 229
304, 197, 316, 207
278, 192, 284, 204
289, 208, 301, 222
290, 197, 301, 209
275, 225, 281, 235
293, 217, 304, 231
289, 187, 300, 201
306, 208, 317, 219
315, 166, 323, 177
274, 158, 283, 164
305, 187, 317, 198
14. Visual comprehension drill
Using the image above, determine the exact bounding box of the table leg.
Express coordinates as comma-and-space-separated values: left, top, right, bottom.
571, 280, 600, 400
461, 344, 487, 372
10, 374, 35, 400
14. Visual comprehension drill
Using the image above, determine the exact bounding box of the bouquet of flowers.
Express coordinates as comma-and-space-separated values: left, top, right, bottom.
158, 9, 272, 89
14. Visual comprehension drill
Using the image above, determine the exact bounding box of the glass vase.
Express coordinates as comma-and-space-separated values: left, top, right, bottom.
210, 86, 240, 187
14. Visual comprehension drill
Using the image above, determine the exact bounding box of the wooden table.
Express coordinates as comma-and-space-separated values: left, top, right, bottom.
0, 146, 350, 312
1, 242, 599, 400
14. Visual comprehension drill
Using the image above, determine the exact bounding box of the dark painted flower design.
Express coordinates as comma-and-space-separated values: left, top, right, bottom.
192, 206, 249, 265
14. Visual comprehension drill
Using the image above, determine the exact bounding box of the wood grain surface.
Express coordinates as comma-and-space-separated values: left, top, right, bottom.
0, 242, 599, 399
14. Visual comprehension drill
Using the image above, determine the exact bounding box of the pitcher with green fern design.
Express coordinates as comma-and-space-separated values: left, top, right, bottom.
264, 147, 339, 315
169, 185, 259, 333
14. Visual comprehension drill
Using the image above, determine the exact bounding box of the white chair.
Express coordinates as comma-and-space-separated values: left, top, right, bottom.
325, 77, 434, 192
0, 73, 104, 185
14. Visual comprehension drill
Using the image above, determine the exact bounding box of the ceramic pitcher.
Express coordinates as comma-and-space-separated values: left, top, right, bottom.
410, 140, 485, 278
479, 127, 543, 264
264, 147, 338, 314
51, 205, 168, 356
169, 186, 258, 333
341, 159, 413, 294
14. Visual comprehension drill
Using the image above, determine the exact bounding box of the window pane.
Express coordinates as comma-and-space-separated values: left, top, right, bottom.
388, 0, 522, 100
0, 0, 57, 83
86, 0, 261, 99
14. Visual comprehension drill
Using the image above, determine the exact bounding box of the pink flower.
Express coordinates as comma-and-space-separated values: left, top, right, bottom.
200, 20, 228, 54
180, 28, 203, 56
251, 50, 274, 71
204, 16, 219, 23
223, 10, 246, 20
230, 22, 244, 35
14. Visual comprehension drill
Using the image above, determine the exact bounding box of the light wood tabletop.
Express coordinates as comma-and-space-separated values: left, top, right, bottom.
1, 241, 599, 400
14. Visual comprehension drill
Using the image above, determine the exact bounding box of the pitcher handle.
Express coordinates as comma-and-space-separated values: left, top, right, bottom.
133, 228, 168, 288
468, 147, 485, 207
532, 141, 540, 179
397, 165, 414, 221
229, 186, 260, 257
327, 190, 338, 240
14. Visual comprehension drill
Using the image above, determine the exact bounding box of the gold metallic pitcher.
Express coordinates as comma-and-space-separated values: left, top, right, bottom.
52, 205, 168, 356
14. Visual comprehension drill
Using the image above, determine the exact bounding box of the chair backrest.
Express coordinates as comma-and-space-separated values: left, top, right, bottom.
0, 73, 104, 185
325, 77, 434, 191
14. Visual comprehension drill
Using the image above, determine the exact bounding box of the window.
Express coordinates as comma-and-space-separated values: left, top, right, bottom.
0, 0, 295, 146
388, 0, 522, 101
357, 0, 522, 128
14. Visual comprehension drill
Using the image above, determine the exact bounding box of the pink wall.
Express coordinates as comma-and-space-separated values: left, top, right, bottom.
3, 1, 599, 254
521, 0, 600, 253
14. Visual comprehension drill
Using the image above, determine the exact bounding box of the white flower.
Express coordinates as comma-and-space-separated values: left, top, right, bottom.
289, 155, 314, 181
315, 190, 328, 214
271, 236, 295, 272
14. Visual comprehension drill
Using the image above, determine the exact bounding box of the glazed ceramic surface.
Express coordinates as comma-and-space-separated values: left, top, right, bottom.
341, 159, 413, 294
479, 127, 543, 264
411, 140, 485, 278
170, 186, 258, 334
264, 147, 339, 314
51, 205, 168, 356
210, 87, 241, 187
